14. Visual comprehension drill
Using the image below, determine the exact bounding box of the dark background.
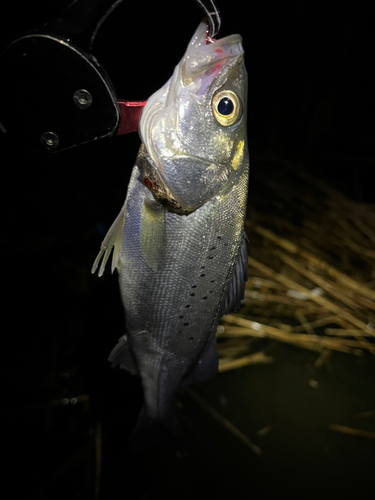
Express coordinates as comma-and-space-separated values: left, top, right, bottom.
1, 1, 374, 499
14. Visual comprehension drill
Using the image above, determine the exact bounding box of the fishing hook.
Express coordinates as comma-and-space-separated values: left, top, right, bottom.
194, 0, 221, 38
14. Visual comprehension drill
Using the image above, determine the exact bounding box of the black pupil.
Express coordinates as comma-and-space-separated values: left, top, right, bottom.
217, 97, 234, 116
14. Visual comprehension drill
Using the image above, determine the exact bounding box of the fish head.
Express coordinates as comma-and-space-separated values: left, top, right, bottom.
140, 22, 248, 213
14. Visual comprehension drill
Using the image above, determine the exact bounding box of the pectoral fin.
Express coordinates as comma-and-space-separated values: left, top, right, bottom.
91, 204, 126, 277
140, 199, 166, 272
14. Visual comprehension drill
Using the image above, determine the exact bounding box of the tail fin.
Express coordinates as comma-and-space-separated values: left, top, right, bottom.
130, 405, 185, 454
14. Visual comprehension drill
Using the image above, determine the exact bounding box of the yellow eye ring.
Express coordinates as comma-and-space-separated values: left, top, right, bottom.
212, 90, 242, 127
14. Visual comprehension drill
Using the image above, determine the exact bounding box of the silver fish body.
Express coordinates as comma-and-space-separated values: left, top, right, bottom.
93, 23, 249, 421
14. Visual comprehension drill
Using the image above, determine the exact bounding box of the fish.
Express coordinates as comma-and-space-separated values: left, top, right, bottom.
92, 21, 249, 440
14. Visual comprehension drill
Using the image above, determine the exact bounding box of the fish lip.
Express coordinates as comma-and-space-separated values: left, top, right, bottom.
189, 21, 243, 51
205, 33, 243, 49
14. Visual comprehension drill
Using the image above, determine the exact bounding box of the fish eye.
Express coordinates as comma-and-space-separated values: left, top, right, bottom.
212, 90, 242, 127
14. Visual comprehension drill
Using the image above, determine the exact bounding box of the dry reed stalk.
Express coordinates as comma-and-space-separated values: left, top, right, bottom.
328, 424, 375, 439
274, 250, 365, 313
217, 326, 263, 337
325, 328, 375, 337
295, 311, 316, 336
254, 225, 375, 303
221, 315, 365, 355
247, 277, 287, 291
314, 349, 331, 368
247, 256, 370, 332
185, 388, 262, 455
217, 325, 323, 354
244, 290, 326, 310
216, 340, 252, 359
291, 315, 341, 333
347, 294, 375, 311
355, 410, 375, 418
332, 215, 365, 242
341, 238, 375, 259
352, 218, 375, 243
218, 352, 274, 372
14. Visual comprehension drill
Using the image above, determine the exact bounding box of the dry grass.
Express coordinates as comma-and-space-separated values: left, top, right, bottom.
216, 165, 375, 370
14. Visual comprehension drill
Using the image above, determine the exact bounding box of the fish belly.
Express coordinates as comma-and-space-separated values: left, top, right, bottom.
118, 161, 248, 418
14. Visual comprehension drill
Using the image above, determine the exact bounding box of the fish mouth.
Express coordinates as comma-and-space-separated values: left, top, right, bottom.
172, 23, 244, 103
181, 26, 243, 88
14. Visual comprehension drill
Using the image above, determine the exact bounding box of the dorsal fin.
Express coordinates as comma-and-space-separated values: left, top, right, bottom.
91, 204, 126, 277
220, 230, 249, 316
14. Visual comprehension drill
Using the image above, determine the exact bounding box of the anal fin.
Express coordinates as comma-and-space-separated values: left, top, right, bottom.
108, 334, 139, 375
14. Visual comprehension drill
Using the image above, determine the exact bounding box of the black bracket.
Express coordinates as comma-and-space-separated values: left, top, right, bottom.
0, 0, 124, 155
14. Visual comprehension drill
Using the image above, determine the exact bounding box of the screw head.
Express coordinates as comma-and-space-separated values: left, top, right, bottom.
40, 132, 59, 150
73, 89, 93, 109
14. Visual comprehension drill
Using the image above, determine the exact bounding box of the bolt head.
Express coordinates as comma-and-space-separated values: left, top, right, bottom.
40, 132, 59, 150
73, 89, 93, 109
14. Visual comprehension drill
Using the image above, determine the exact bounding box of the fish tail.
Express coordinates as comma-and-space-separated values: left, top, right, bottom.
130, 405, 185, 453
